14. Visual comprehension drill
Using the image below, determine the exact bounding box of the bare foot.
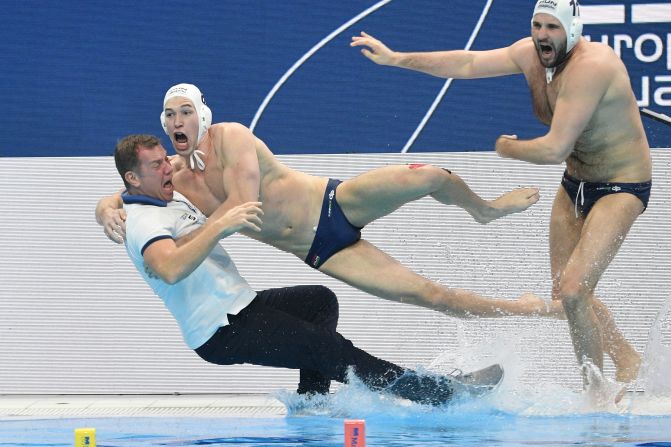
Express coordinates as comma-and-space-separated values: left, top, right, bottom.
614, 351, 641, 383
582, 361, 618, 409
613, 352, 640, 405
582, 360, 634, 406
614, 383, 628, 404
474, 188, 540, 224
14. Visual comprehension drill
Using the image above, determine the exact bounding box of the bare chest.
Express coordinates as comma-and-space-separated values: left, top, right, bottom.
172, 167, 226, 216
528, 73, 558, 126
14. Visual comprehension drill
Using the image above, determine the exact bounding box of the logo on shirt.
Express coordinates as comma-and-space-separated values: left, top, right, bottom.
180, 212, 198, 223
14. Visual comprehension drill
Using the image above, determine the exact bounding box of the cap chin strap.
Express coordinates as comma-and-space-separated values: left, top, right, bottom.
546, 67, 555, 84
190, 150, 206, 171
545, 47, 574, 84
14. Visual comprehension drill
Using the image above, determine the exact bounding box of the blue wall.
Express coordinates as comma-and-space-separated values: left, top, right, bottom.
1, 0, 669, 157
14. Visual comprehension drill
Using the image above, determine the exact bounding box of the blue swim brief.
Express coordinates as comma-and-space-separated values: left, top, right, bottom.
561, 171, 652, 217
305, 179, 362, 269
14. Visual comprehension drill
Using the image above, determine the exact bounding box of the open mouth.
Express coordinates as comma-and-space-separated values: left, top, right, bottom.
540, 44, 553, 56
174, 132, 188, 144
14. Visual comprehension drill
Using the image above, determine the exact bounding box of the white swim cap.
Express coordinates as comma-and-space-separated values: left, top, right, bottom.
532, 0, 583, 52
160, 83, 212, 145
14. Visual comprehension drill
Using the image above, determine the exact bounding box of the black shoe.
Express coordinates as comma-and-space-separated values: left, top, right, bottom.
452, 363, 504, 397
387, 372, 455, 406
387, 364, 504, 406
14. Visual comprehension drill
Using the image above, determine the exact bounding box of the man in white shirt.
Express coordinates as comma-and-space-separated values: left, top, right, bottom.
111, 133, 503, 405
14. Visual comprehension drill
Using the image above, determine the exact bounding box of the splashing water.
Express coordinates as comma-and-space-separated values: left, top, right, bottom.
639, 297, 671, 395
628, 297, 671, 413
277, 318, 671, 420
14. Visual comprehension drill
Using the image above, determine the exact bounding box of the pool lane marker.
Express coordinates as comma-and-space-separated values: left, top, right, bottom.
74, 428, 96, 447
344, 419, 366, 446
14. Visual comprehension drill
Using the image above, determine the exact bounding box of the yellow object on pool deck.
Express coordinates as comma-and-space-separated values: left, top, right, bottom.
74, 428, 96, 447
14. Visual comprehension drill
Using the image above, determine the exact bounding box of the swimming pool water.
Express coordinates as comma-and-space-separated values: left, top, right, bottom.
1, 411, 670, 447
3, 312, 670, 447
2, 387, 670, 447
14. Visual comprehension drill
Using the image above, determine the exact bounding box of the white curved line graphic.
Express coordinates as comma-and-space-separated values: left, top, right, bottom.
401, 0, 494, 153
250, 0, 392, 132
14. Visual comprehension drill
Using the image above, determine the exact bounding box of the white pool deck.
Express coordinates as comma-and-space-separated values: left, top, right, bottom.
0, 394, 287, 419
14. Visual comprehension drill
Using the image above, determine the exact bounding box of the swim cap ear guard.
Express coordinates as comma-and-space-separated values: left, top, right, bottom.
532, 0, 583, 53
160, 83, 212, 145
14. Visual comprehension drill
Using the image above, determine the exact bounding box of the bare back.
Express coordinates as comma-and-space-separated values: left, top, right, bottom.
515, 38, 651, 182
171, 123, 327, 257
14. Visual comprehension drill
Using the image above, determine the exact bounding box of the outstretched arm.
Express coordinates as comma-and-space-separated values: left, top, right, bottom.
95, 192, 126, 243
350, 31, 524, 79
143, 202, 263, 284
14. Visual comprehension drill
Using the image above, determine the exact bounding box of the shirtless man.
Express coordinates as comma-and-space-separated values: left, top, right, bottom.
351, 0, 649, 386
97, 83, 560, 319
114, 133, 503, 404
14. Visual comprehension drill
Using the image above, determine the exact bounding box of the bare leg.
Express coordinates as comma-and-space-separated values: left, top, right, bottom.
335, 164, 539, 227
591, 297, 641, 383
549, 188, 642, 384
552, 191, 644, 385
319, 239, 553, 318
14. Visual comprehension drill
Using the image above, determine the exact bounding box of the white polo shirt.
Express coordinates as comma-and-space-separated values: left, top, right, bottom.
123, 191, 256, 349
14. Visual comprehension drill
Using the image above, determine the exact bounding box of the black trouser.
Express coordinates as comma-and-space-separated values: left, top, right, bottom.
195, 285, 455, 404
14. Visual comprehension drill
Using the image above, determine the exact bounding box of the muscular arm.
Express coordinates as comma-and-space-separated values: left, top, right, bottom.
496, 59, 611, 164
351, 32, 525, 79
143, 202, 263, 284
95, 192, 126, 243
394, 46, 522, 79
210, 123, 262, 218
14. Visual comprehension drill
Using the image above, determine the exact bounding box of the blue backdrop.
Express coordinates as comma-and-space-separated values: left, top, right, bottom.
1, 0, 669, 157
